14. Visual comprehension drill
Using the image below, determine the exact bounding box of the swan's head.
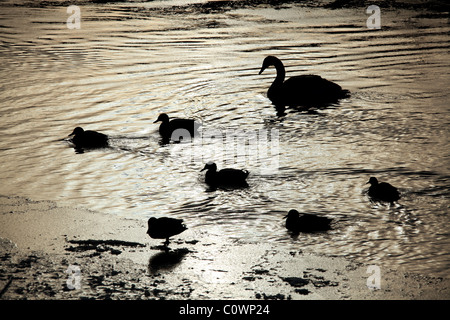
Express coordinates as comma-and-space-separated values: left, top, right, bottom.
367, 177, 379, 185
154, 113, 170, 123
259, 55, 280, 75
69, 127, 84, 136
200, 161, 217, 172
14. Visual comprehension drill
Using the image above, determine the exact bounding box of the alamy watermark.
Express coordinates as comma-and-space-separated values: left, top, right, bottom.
166, 127, 280, 174
65, 265, 82, 290
366, 265, 381, 290
67, 5, 381, 31
366, 5, 381, 29
67, 5, 81, 29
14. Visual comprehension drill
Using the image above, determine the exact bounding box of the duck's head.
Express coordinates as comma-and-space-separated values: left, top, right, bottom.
259, 55, 280, 75
284, 209, 300, 219
147, 217, 157, 233
200, 161, 217, 172
367, 177, 379, 186
154, 113, 169, 123
69, 127, 84, 136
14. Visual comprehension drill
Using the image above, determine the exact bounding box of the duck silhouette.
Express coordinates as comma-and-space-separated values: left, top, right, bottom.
67, 127, 109, 149
284, 209, 332, 233
259, 56, 349, 110
367, 177, 400, 204
154, 113, 201, 142
200, 162, 249, 188
147, 217, 187, 246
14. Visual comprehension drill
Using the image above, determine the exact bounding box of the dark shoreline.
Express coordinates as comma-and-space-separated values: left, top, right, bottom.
1, 195, 449, 300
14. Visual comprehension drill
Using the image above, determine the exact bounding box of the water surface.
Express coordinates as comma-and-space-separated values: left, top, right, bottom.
0, 0, 449, 277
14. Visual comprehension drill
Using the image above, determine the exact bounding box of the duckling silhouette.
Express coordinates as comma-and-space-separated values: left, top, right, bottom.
259, 56, 349, 110
67, 127, 109, 149
284, 209, 332, 233
200, 162, 249, 188
147, 217, 187, 246
367, 177, 400, 204
154, 113, 201, 142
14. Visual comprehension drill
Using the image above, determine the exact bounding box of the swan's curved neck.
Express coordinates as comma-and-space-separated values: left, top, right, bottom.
272, 59, 285, 85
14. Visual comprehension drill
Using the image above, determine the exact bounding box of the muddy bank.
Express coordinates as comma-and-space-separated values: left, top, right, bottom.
0, 195, 448, 300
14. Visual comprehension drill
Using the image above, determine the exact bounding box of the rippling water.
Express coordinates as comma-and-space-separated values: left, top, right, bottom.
0, 0, 449, 277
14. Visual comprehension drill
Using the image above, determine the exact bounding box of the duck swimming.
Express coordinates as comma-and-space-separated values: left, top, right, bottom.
367, 177, 400, 204
154, 113, 201, 142
259, 56, 349, 109
200, 162, 249, 188
147, 217, 187, 246
67, 127, 109, 149
284, 209, 332, 233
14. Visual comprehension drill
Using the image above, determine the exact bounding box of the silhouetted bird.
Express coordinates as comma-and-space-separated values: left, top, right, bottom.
153, 113, 201, 142
147, 217, 187, 246
259, 56, 349, 109
67, 127, 108, 149
367, 177, 400, 204
200, 162, 249, 188
284, 209, 332, 233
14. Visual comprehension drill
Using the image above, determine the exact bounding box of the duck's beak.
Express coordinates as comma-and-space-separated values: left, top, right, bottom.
283, 214, 288, 219
200, 166, 207, 172
258, 66, 266, 75
153, 118, 160, 123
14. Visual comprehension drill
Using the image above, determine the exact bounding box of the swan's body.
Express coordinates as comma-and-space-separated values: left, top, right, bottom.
201, 162, 249, 188
284, 209, 332, 233
367, 177, 400, 203
147, 217, 187, 246
67, 127, 108, 149
154, 113, 201, 142
259, 56, 349, 109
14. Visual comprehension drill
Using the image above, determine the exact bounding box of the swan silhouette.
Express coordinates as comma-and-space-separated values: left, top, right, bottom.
200, 162, 249, 188
284, 209, 332, 233
67, 127, 109, 149
259, 56, 349, 110
154, 113, 201, 142
367, 177, 400, 204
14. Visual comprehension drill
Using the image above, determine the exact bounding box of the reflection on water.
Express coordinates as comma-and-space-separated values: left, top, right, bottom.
148, 248, 190, 274
0, 0, 449, 277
